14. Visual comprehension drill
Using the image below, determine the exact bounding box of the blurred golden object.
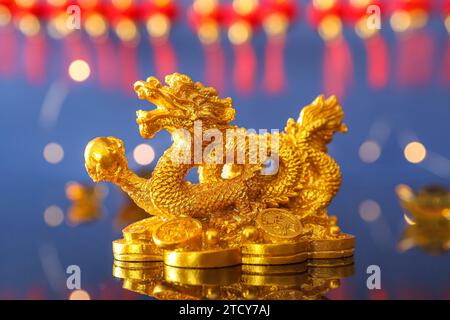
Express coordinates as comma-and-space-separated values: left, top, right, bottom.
66, 182, 103, 225
396, 184, 450, 255
112, 258, 354, 300
85, 73, 354, 267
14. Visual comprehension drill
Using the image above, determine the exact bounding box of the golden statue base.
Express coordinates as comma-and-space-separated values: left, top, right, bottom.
113, 214, 355, 269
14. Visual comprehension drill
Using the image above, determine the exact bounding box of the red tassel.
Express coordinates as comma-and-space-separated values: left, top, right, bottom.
233, 42, 257, 94
443, 39, 450, 84
396, 30, 434, 87
24, 32, 47, 84
62, 33, 92, 81
203, 42, 225, 91
364, 34, 389, 89
92, 37, 117, 89
119, 43, 139, 94
150, 37, 177, 80
0, 26, 17, 76
263, 34, 286, 94
323, 37, 354, 99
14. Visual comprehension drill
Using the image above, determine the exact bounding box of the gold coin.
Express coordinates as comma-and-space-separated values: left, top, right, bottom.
309, 233, 355, 252
241, 241, 308, 256
122, 216, 165, 241
309, 248, 354, 259
114, 259, 163, 268
114, 253, 162, 262
242, 263, 307, 275
152, 217, 203, 250
255, 208, 302, 240
242, 251, 308, 265
164, 248, 241, 268
112, 239, 161, 255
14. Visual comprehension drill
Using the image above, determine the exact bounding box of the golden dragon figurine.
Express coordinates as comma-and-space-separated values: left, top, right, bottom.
84, 73, 354, 268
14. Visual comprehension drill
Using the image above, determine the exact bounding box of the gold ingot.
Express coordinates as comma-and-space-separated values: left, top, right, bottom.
122, 216, 165, 241
112, 238, 161, 255
256, 209, 303, 241
242, 252, 308, 265
164, 248, 241, 268
153, 217, 203, 250
241, 241, 308, 256
114, 253, 162, 262
164, 265, 241, 286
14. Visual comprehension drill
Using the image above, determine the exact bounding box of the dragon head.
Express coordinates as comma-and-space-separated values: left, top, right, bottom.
134, 73, 235, 139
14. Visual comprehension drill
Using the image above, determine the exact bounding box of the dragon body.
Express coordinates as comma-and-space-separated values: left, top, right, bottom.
85, 73, 347, 239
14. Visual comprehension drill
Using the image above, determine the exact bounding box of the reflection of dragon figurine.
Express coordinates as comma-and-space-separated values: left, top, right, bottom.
85, 73, 347, 240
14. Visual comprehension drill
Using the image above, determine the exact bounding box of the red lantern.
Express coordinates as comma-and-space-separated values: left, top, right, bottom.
0, 2, 18, 77
260, 0, 298, 94
222, 0, 261, 94
388, 0, 434, 87
306, 0, 353, 99
188, 0, 226, 91
84, 8, 117, 90
141, 0, 178, 80
15, 0, 48, 84
442, 0, 450, 84
344, 0, 389, 90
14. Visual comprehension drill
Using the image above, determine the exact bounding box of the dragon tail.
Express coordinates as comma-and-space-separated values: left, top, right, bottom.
292, 95, 347, 152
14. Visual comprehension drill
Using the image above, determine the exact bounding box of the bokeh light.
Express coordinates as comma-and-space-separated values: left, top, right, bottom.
0, 5, 12, 26
133, 144, 155, 166
359, 140, 381, 163
43, 205, 64, 227
15, 0, 35, 9
359, 199, 381, 222
68, 59, 91, 82
69, 289, 91, 300
43, 143, 64, 164
404, 141, 427, 164
18, 14, 40, 36
146, 13, 170, 38
390, 10, 411, 32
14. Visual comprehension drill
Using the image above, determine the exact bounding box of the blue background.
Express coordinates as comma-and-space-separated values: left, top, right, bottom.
1, 1, 450, 299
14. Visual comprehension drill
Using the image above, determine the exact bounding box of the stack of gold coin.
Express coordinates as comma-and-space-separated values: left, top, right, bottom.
113, 216, 165, 262
241, 209, 308, 266
308, 234, 355, 259
241, 241, 309, 266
